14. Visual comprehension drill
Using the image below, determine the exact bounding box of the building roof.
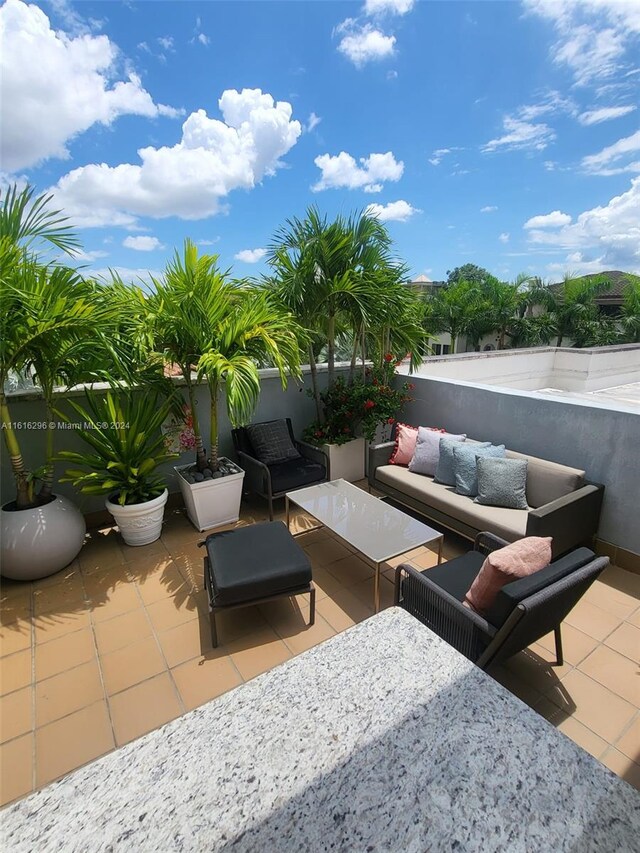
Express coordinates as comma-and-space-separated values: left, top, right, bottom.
550, 270, 635, 302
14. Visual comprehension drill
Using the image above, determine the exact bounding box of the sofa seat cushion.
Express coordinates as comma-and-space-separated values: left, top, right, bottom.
269, 458, 326, 494
505, 450, 584, 508
418, 550, 485, 601
376, 465, 528, 541
205, 521, 312, 606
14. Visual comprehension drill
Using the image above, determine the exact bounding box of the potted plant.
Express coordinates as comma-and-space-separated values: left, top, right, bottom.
149, 240, 302, 531
0, 185, 111, 580
57, 390, 178, 546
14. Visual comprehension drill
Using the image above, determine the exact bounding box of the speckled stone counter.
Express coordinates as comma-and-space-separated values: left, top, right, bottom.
3, 608, 639, 852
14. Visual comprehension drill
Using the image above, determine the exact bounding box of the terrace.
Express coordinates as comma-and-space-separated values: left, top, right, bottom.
1, 479, 638, 808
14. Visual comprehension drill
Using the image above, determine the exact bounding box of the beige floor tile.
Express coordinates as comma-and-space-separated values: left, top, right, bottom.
34, 610, 91, 645
164, 540, 202, 562
324, 554, 374, 586
109, 673, 182, 746
307, 567, 345, 602
78, 545, 126, 575
627, 607, 640, 629
81, 564, 131, 597
410, 549, 442, 570
89, 583, 141, 624
578, 645, 639, 706
384, 547, 427, 569
32, 563, 80, 590
0, 648, 32, 696
564, 599, 621, 642
1, 596, 31, 629
135, 564, 191, 606
145, 590, 206, 634
600, 564, 640, 598
583, 577, 639, 621
316, 587, 373, 633
173, 553, 205, 592
35, 659, 104, 727
93, 608, 153, 657
546, 669, 636, 743
293, 528, 330, 549
508, 647, 573, 691
35, 701, 114, 788
119, 538, 170, 563
171, 654, 242, 711
489, 665, 542, 709
304, 538, 352, 568
536, 623, 600, 667
552, 714, 609, 760
100, 636, 167, 696
604, 622, 640, 662
34, 628, 96, 683
614, 715, 640, 763
0, 687, 32, 743
0, 733, 33, 806
599, 748, 640, 791
156, 617, 216, 669
32, 574, 86, 617
227, 626, 293, 681
126, 552, 174, 582
0, 624, 31, 659
351, 573, 396, 612
1, 578, 32, 604
280, 614, 336, 656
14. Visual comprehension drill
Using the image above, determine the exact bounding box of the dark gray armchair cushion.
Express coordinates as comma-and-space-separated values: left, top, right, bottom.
269, 458, 325, 494
246, 420, 301, 465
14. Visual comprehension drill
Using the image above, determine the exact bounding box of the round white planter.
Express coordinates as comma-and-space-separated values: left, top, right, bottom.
1, 495, 86, 581
106, 489, 168, 547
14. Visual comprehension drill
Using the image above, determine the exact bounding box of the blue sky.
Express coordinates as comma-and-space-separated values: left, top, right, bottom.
1, 0, 639, 284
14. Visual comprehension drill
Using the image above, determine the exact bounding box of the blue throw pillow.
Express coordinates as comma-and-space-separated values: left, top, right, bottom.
475, 457, 529, 509
453, 443, 506, 497
434, 436, 467, 486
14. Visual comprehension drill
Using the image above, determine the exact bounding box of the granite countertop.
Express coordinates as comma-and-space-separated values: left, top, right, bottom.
3, 608, 639, 852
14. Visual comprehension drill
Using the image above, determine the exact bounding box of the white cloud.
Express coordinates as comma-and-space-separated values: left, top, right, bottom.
525, 177, 640, 273
524, 0, 640, 87
70, 248, 109, 262
157, 36, 174, 52
524, 210, 573, 229
312, 150, 403, 192
578, 105, 636, 125
498, 232, 510, 243
49, 88, 302, 227
480, 205, 498, 213
387, 69, 398, 80
123, 235, 164, 251
197, 238, 220, 246
0, 0, 180, 172
91, 266, 161, 287
306, 112, 322, 132
365, 200, 419, 222
336, 20, 396, 67
581, 129, 640, 175
364, 0, 415, 15
234, 248, 266, 263
428, 148, 452, 166
482, 116, 555, 154
197, 33, 210, 46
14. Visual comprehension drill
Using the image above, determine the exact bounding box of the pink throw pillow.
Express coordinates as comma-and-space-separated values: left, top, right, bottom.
389, 424, 445, 466
464, 536, 552, 614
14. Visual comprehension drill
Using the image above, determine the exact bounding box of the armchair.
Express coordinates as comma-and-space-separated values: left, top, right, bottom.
232, 418, 328, 520
394, 532, 609, 669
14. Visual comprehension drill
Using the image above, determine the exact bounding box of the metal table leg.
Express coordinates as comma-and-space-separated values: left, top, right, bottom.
285, 495, 290, 531
374, 561, 381, 613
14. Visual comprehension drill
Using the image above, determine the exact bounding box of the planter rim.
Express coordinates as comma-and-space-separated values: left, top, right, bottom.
105, 488, 168, 513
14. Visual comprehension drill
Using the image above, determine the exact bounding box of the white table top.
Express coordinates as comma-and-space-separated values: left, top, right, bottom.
286, 479, 441, 563
3, 608, 638, 852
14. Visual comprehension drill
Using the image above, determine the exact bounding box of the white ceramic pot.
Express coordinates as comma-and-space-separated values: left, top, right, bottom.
106, 489, 168, 547
1, 495, 86, 581
175, 458, 245, 532
323, 437, 366, 482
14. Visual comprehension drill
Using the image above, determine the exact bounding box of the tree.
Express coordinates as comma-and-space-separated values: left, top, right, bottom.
620, 275, 640, 343
551, 274, 611, 347
424, 279, 481, 352
149, 240, 302, 472
445, 263, 494, 286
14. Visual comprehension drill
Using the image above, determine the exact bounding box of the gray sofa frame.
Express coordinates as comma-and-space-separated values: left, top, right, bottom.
369, 441, 604, 558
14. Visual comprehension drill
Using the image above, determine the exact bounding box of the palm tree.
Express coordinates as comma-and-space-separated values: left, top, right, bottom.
620, 275, 640, 343
551, 274, 610, 347
149, 240, 302, 473
0, 184, 109, 509
424, 279, 481, 353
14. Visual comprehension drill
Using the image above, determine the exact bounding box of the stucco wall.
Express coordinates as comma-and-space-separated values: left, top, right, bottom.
397, 374, 640, 555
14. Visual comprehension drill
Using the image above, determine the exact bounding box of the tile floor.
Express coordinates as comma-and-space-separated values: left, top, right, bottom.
1, 486, 639, 807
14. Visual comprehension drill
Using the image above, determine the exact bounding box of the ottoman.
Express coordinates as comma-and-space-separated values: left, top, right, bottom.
200, 521, 315, 647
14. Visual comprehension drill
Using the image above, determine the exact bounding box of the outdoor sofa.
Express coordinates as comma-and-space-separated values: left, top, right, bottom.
368, 439, 604, 558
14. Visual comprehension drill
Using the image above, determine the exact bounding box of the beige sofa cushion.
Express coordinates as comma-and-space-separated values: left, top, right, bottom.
376, 465, 528, 541
505, 451, 584, 508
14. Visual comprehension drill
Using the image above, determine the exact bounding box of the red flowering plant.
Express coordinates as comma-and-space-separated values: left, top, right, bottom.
303, 355, 413, 446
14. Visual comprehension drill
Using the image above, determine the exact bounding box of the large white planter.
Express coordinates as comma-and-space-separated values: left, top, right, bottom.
175, 458, 245, 532
1, 495, 86, 581
106, 489, 168, 547
323, 437, 366, 482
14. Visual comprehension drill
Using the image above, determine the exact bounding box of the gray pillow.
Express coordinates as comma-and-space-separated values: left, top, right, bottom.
433, 435, 468, 485
409, 429, 466, 477
453, 443, 506, 497
475, 457, 528, 509
246, 420, 301, 465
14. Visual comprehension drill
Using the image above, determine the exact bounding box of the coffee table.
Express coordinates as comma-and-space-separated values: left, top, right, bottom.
285, 479, 443, 612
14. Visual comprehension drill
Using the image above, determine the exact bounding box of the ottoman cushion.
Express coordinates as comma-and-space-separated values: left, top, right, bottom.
205, 521, 312, 607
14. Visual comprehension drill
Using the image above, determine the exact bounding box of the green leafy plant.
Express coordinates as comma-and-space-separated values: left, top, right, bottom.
57, 391, 178, 506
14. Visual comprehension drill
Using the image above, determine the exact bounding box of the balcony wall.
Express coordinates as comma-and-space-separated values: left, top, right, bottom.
398, 374, 640, 558
1, 366, 347, 515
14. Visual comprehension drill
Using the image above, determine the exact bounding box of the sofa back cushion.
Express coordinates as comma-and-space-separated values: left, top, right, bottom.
485, 547, 595, 628
505, 451, 585, 508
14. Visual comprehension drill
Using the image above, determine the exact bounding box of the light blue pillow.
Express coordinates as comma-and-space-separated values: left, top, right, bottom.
433, 436, 468, 485
453, 443, 506, 497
